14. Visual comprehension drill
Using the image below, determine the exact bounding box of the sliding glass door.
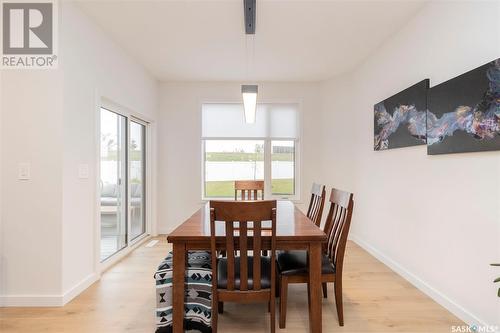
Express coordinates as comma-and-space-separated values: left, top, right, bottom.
100, 108, 128, 261
100, 108, 148, 261
129, 120, 146, 240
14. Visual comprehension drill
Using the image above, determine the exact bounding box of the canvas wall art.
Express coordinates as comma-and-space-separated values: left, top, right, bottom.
427, 58, 500, 155
374, 79, 429, 150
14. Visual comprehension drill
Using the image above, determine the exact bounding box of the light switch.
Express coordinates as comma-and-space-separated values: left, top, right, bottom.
18, 163, 30, 180
78, 164, 89, 179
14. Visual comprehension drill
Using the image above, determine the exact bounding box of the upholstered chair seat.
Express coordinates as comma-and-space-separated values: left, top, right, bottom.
277, 250, 335, 276
217, 256, 272, 289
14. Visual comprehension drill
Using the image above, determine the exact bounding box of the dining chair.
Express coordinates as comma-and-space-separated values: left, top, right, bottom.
306, 183, 326, 227
276, 188, 354, 328
233, 180, 268, 256
234, 180, 265, 200
209, 200, 277, 333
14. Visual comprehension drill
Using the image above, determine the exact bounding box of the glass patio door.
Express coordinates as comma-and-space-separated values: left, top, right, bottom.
129, 120, 146, 240
100, 108, 128, 261
100, 108, 148, 261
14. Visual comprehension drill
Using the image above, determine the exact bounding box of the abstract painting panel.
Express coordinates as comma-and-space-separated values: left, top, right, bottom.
374, 79, 429, 150
427, 58, 500, 155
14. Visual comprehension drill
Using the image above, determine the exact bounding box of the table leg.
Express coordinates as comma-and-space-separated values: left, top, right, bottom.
308, 242, 322, 333
172, 242, 186, 333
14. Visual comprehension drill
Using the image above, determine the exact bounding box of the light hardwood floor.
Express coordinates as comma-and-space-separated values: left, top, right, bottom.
0, 238, 463, 333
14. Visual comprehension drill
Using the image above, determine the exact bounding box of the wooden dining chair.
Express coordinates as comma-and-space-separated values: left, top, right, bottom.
209, 200, 277, 333
234, 180, 265, 200
276, 188, 354, 328
306, 183, 326, 227
233, 181, 268, 257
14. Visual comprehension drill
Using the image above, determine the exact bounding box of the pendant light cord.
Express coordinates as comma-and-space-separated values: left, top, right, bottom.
245, 35, 248, 82
245, 34, 256, 82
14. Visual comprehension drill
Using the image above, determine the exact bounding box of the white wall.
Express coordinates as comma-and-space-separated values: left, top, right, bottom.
60, 2, 159, 297
0, 70, 64, 304
0, 2, 159, 305
158, 82, 322, 233
320, 1, 500, 327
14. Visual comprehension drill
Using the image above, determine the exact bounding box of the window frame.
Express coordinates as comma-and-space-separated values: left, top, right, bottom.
201, 137, 300, 201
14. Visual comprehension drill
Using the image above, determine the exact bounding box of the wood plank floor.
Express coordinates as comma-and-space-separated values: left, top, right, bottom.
0, 238, 463, 332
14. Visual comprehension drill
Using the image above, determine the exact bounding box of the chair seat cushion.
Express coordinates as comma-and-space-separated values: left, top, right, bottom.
217, 256, 272, 289
277, 250, 335, 276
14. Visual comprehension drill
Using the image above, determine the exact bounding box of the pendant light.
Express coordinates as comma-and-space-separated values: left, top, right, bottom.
242, 0, 257, 123
242, 84, 258, 123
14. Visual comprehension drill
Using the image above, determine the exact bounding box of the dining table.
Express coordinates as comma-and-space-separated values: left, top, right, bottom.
167, 200, 327, 333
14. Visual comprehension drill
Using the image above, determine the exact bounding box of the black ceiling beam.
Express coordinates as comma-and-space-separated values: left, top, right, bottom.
244, 0, 256, 34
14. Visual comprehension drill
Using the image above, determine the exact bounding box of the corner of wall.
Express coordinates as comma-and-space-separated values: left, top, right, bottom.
350, 233, 491, 328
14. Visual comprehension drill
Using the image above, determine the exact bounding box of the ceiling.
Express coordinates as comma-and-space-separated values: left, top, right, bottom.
76, 0, 426, 82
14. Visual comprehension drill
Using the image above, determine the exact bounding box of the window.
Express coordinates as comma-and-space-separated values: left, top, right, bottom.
205, 140, 264, 198
202, 103, 299, 199
271, 140, 295, 195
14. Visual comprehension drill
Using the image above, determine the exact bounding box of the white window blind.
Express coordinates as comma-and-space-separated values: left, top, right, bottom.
202, 103, 299, 139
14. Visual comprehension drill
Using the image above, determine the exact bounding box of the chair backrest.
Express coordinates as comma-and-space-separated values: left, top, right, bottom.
234, 180, 265, 200
306, 183, 326, 227
322, 188, 354, 274
209, 200, 277, 291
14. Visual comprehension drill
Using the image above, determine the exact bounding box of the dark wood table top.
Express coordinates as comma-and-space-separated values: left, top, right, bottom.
167, 200, 327, 243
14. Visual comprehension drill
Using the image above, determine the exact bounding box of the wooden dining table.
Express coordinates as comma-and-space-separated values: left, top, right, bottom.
167, 200, 327, 333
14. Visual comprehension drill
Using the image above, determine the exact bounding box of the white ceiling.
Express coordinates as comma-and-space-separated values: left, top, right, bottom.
76, 0, 426, 82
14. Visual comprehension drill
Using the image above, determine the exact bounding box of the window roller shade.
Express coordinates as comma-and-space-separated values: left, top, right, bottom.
202, 103, 298, 139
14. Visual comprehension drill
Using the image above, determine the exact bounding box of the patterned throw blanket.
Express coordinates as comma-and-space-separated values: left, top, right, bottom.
155, 251, 212, 333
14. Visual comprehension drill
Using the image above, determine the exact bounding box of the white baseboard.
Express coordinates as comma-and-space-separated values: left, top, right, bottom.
62, 273, 98, 305
0, 273, 98, 307
0, 294, 64, 307
1, 236, 157, 308
349, 233, 491, 329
